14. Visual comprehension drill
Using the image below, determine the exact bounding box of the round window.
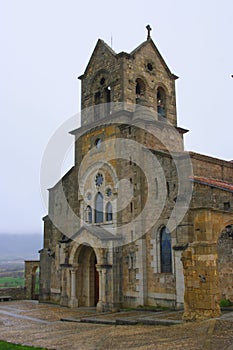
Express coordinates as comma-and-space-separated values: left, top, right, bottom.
95, 173, 103, 186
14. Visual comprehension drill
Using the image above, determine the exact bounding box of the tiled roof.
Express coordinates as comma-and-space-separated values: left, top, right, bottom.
189, 176, 233, 193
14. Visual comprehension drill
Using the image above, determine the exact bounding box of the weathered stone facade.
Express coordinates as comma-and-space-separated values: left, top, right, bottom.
218, 227, 233, 302
39, 30, 233, 319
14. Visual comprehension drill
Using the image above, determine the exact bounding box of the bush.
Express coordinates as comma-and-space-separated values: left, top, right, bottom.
220, 299, 233, 307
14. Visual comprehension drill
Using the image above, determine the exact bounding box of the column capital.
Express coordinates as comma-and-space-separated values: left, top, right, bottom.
70, 264, 79, 273
96, 264, 112, 272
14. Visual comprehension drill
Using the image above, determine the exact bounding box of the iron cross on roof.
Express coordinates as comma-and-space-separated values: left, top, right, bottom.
146, 24, 152, 40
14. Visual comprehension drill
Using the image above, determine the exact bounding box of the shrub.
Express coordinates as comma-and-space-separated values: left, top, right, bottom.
220, 299, 233, 307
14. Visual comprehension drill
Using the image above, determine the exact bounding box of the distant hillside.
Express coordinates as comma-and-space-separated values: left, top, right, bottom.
0, 234, 43, 261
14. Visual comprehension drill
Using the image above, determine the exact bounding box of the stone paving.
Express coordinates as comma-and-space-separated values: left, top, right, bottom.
0, 301, 233, 349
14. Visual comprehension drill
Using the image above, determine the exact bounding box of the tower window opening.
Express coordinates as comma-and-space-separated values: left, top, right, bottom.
100, 77, 105, 85
95, 91, 101, 104
147, 63, 153, 71
130, 202, 133, 213
135, 78, 145, 96
157, 87, 166, 119
106, 86, 111, 102
95, 138, 102, 149
135, 78, 145, 104
105, 86, 111, 116
94, 91, 101, 119
166, 182, 170, 197
136, 82, 141, 95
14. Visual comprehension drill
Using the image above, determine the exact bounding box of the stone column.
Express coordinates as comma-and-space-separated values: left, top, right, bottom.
182, 241, 221, 320
173, 245, 187, 309
60, 265, 68, 306
96, 265, 112, 312
69, 266, 78, 308
96, 266, 103, 312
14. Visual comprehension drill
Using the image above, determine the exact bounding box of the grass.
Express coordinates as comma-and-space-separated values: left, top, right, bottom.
0, 277, 25, 288
0, 340, 47, 349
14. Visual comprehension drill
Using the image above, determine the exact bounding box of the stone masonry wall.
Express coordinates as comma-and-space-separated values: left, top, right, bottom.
0, 287, 26, 300
191, 152, 233, 183
217, 234, 233, 302
182, 241, 221, 320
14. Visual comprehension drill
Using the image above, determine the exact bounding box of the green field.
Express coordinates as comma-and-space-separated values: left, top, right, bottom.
0, 340, 47, 349
0, 276, 25, 288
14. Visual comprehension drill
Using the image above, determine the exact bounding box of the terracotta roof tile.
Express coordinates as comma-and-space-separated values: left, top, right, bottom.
189, 176, 233, 193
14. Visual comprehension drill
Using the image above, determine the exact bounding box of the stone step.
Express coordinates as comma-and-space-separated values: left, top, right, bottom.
60, 316, 183, 326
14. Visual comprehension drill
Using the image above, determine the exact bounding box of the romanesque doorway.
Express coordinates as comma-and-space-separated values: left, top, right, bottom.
77, 245, 99, 307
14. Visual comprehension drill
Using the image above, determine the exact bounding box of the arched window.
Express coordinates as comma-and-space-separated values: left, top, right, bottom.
95, 91, 101, 104
135, 78, 146, 104
136, 81, 141, 95
105, 86, 111, 103
94, 91, 101, 119
95, 192, 103, 223
106, 202, 112, 222
160, 227, 172, 273
157, 87, 166, 119
104, 86, 111, 116
86, 206, 92, 224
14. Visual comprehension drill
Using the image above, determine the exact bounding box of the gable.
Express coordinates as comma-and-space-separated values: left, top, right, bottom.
131, 39, 178, 80
79, 39, 117, 80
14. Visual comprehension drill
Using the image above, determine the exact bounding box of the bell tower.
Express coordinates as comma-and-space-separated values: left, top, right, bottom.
78, 26, 179, 128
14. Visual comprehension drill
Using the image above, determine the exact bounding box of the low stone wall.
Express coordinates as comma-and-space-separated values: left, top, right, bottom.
0, 287, 26, 300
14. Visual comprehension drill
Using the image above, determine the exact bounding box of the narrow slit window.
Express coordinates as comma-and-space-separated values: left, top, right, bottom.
86, 205, 92, 224
95, 192, 103, 223
160, 227, 172, 273
157, 87, 166, 119
106, 202, 113, 222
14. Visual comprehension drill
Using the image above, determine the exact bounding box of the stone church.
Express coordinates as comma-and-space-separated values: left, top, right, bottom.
39, 27, 233, 320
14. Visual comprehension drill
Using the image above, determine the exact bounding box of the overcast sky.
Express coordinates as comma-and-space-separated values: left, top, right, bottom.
0, 0, 232, 234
